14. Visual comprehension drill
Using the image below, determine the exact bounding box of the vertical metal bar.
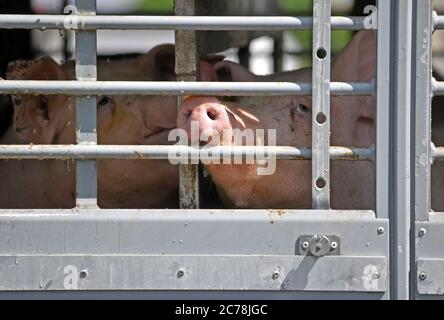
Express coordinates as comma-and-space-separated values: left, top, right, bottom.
376, 0, 392, 221
390, 0, 413, 300
412, 1, 433, 222
175, 0, 200, 209
312, 0, 331, 209
412, 0, 433, 299
376, 0, 392, 301
75, 0, 97, 208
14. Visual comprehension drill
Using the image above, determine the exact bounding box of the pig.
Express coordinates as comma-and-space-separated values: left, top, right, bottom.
0, 44, 182, 209
178, 31, 377, 210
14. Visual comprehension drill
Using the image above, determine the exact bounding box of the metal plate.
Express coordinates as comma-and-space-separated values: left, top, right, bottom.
0, 210, 388, 256
0, 255, 387, 292
416, 259, 444, 295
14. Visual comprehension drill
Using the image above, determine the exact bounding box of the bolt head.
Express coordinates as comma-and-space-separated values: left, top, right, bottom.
272, 271, 280, 280
418, 228, 427, 237
377, 227, 385, 235
419, 272, 427, 281
331, 242, 338, 250
177, 269, 185, 278
301, 241, 309, 250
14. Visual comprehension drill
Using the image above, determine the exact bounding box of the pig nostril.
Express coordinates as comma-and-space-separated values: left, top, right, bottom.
207, 111, 217, 121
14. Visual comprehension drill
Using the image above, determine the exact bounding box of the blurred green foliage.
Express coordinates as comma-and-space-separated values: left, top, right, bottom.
137, 0, 173, 13
136, 0, 353, 67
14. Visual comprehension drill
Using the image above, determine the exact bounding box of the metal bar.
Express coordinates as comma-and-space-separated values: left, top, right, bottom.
376, 0, 391, 223
434, 13, 444, 29
390, 0, 413, 300
432, 146, 444, 160
175, 0, 199, 209
0, 145, 375, 161
412, 0, 434, 300
0, 15, 371, 31
312, 0, 331, 209
432, 79, 444, 96
413, 3, 433, 222
75, 0, 97, 209
0, 81, 374, 96
375, 0, 392, 299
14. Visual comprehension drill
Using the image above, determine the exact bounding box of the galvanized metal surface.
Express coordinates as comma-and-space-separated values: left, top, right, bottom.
0, 255, 387, 292
0, 145, 375, 161
312, 0, 331, 209
412, 0, 433, 223
375, 0, 391, 223
416, 259, 444, 295
75, 0, 97, 209
0, 210, 387, 255
0, 15, 370, 31
0, 80, 374, 96
390, 0, 413, 300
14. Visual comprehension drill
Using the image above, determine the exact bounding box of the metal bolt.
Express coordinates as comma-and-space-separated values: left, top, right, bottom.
377, 227, 385, 235
79, 270, 88, 279
272, 271, 280, 280
177, 269, 185, 278
418, 228, 427, 237
331, 242, 338, 250
301, 242, 309, 250
419, 272, 427, 281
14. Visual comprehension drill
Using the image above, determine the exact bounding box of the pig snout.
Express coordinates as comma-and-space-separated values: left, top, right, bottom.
177, 97, 232, 145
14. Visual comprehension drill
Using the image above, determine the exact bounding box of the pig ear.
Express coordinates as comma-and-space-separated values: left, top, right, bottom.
139, 44, 176, 81
332, 30, 376, 82
200, 60, 257, 82
7, 57, 67, 143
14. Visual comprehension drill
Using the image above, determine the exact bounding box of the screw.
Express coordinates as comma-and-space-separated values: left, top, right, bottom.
419, 272, 427, 281
177, 269, 185, 278
418, 228, 427, 237
79, 270, 88, 279
331, 242, 338, 250
301, 242, 309, 250
272, 271, 280, 280
373, 271, 381, 280
377, 227, 385, 235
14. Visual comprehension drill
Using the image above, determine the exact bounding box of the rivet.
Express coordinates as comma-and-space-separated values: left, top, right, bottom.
177, 269, 185, 278
419, 272, 427, 281
418, 228, 427, 237
79, 269, 88, 279
377, 227, 385, 235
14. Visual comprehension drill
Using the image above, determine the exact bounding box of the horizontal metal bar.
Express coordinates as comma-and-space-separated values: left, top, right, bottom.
434, 13, 444, 30
0, 81, 374, 96
0, 145, 374, 161
0, 15, 370, 31
432, 146, 444, 161
432, 79, 444, 96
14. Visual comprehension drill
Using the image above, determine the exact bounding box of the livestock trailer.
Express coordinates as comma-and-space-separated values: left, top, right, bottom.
0, 0, 442, 300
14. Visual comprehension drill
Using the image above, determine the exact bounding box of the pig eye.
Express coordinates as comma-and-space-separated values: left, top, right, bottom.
98, 96, 112, 107
297, 103, 310, 114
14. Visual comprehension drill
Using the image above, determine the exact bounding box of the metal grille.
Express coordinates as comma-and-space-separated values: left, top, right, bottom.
0, 0, 440, 299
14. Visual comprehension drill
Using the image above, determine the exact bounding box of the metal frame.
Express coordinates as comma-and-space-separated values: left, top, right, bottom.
412, 0, 444, 299
0, 0, 402, 299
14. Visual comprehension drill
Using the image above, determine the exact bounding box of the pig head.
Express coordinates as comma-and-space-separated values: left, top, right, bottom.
2, 44, 187, 209
177, 31, 376, 209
